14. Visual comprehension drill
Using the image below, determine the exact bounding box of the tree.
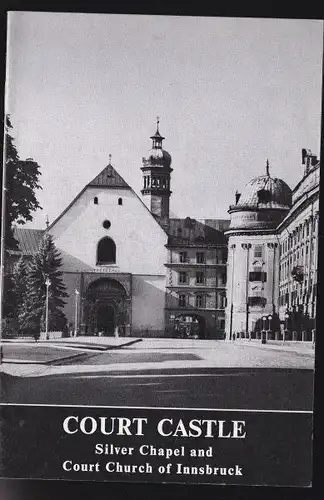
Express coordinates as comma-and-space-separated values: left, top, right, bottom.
11, 256, 28, 333
24, 234, 68, 334
4, 115, 42, 249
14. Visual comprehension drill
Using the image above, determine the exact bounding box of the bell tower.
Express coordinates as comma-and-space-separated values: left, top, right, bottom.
141, 118, 172, 220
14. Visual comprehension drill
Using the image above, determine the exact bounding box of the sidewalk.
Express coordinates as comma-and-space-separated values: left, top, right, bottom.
232, 339, 315, 354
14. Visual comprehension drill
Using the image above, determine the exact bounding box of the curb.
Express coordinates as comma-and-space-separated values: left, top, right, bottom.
1, 352, 90, 366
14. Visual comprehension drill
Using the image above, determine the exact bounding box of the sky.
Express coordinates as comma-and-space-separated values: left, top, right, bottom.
5, 12, 324, 228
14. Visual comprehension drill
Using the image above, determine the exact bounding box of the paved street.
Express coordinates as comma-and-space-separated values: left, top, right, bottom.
0, 338, 315, 410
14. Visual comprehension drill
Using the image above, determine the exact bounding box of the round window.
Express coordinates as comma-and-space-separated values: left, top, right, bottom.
103, 220, 111, 229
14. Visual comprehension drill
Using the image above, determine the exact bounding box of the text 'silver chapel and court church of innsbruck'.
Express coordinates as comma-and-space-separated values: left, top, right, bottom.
9, 120, 319, 342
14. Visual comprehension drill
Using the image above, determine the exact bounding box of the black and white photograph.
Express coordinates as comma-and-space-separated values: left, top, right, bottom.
0, 11, 322, 487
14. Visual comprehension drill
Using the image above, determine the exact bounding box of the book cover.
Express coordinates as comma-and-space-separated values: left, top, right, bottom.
0, 11, 322, 488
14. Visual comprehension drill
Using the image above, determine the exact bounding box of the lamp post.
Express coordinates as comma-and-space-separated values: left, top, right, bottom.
45, 277, 51, 340
267, 315, 272, 341
74, 289, 80, 337
261, 316, 267, 344
284, 311, 289, 344
262, 316, 267, 331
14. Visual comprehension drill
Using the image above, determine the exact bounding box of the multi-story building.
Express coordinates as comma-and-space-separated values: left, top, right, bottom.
277, 149, 319, 340
225, 149, 320, 341
164, 217, 229, 339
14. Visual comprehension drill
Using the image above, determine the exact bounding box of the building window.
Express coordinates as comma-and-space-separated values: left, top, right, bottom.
94, 197, 98, 205
102, 220, 111, 229
118, 197, 123, 205
178, 271, 188, 284
179, 251, 188, 263
248, 296, 266, 307
257, 189, 270, 203
196, 252, 205, 263
249, 271, 267, 282
195, 294, 204, 308
178, 295, 186, 307
254, 245, 263, 258
196, 271, 205, 284
97, 237, 116, 265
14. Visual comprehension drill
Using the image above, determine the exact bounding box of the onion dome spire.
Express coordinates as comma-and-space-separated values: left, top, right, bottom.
266, 159, 270, 176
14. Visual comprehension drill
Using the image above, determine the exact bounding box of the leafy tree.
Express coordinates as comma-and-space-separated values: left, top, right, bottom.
24, 234, 68, 334
4, 115, 42, 249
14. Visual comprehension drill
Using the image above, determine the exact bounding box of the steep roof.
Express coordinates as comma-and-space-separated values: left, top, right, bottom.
88, 164, 131, 189
11, 227, 44, 255
47, 163, 131, 230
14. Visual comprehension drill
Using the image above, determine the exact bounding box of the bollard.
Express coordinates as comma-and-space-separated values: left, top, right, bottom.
283, 329, 288, 344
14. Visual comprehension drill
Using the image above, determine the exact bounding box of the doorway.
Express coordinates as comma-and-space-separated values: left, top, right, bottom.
174, 314, 206, 339
97, 304, 115, 336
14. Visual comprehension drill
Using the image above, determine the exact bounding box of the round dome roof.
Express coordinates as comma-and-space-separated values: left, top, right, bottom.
235, 174, 292, 210
146, 147, 172, 168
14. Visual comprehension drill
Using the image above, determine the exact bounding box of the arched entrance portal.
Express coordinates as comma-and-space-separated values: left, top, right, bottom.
83, 278, 130, 336
97, 304, 115, 336
174, 314, 206, 339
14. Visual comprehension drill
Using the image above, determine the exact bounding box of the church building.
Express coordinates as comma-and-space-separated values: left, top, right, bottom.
9, 121, 229, 339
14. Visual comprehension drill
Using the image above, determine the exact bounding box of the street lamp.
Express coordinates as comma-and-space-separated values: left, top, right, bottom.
262, 316, 267, 331
267, 315, 272, 341
74, 289, 80, 337
45, 277, 51, 340
284, 311, 289, 343
284, 311, 289, 330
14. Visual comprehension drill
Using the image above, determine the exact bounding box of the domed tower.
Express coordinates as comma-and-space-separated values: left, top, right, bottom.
141, 118, 173, 220
225, 161, 292, 340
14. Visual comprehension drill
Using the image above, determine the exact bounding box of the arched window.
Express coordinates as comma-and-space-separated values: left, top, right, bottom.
97, 237, 116, 265
94, 197, 98, 205
118, 197, 123, 206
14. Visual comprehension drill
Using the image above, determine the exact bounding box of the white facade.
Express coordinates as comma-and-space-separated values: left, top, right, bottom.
47, 164, 168, 336
226, 235, 279, 336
